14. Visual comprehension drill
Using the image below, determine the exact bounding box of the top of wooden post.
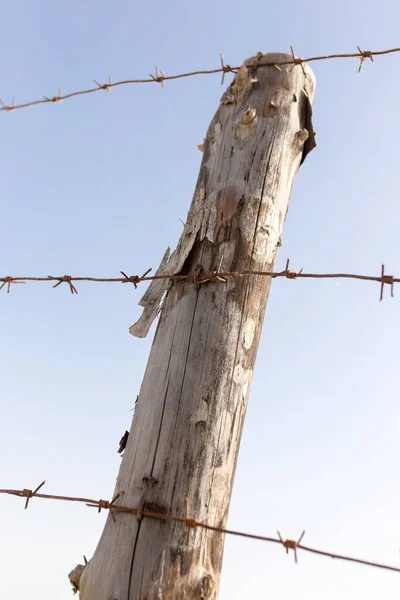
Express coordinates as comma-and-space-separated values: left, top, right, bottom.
129, 52, 316, 338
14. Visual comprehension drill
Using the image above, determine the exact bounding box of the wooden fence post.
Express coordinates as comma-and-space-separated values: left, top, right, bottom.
79, 52, 316, 600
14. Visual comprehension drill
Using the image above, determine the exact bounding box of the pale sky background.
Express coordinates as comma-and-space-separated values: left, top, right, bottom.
1, 0, 400, 598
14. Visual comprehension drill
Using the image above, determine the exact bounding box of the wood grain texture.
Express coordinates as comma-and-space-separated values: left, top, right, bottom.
80, 53, 316, 600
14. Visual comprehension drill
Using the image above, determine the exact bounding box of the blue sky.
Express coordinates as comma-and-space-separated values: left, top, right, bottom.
1, 0, 400, 598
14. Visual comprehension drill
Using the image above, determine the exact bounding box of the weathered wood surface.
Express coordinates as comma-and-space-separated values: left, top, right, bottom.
79, 53, 315, 600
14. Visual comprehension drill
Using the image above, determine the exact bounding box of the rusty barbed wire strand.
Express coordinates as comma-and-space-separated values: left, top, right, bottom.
1, 482, 400, 574
0, 261, 397, 300
1, 45, 399, 113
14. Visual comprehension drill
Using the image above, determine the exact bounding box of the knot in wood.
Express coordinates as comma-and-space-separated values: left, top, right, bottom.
242, 107, 257, 125
296, 129, 309, 145
198, 573, 214, 599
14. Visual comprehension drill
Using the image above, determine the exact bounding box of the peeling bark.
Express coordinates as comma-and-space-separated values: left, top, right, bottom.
80, 53, 316, 600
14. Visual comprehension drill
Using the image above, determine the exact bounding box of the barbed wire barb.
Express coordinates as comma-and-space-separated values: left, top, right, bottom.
93, 76, 112, 93
0, 97, 16, 111
357, 46, 374, 73
120, 267, 152, 288
43, 89, 62, 103
278, 530, 306, 564
21, 480, 46, 509
0, 276, 25, 293
219, 52, 235, 85
289, 45, 306, 76
379, 263, 394, 301
48, 275, 79, 294
282, 258, 303, 279
149, 65, 165, 87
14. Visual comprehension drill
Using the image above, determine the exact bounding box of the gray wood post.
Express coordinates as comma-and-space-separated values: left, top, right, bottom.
79, 52, 316, 600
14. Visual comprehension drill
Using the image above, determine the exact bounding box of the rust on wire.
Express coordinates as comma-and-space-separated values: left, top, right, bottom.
43, 89, 63, 103
357, 46, 374, 73
97, 499, 110, 512
282, 258, 303, 280
0, 97, 16, 111
252, 51, 264, 72
0, 276, 25, 293
1, 483, 400, 574
2, 44, 400, 113
277, 530, 306, 564
1, 262, 399, 299
48, 275, 79, 294
149, 65, 165, 87
107, 492, 121, 522
21, 480, 46, 509
86, 492, 122, 523
379, 264, 394, 301
93, 75, 112, 93
120, 268, 152, 289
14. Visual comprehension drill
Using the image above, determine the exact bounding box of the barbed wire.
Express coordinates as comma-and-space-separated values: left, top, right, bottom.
0, 261, 397, 300
1, 480, 400, 575
0, 45, 398, 113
